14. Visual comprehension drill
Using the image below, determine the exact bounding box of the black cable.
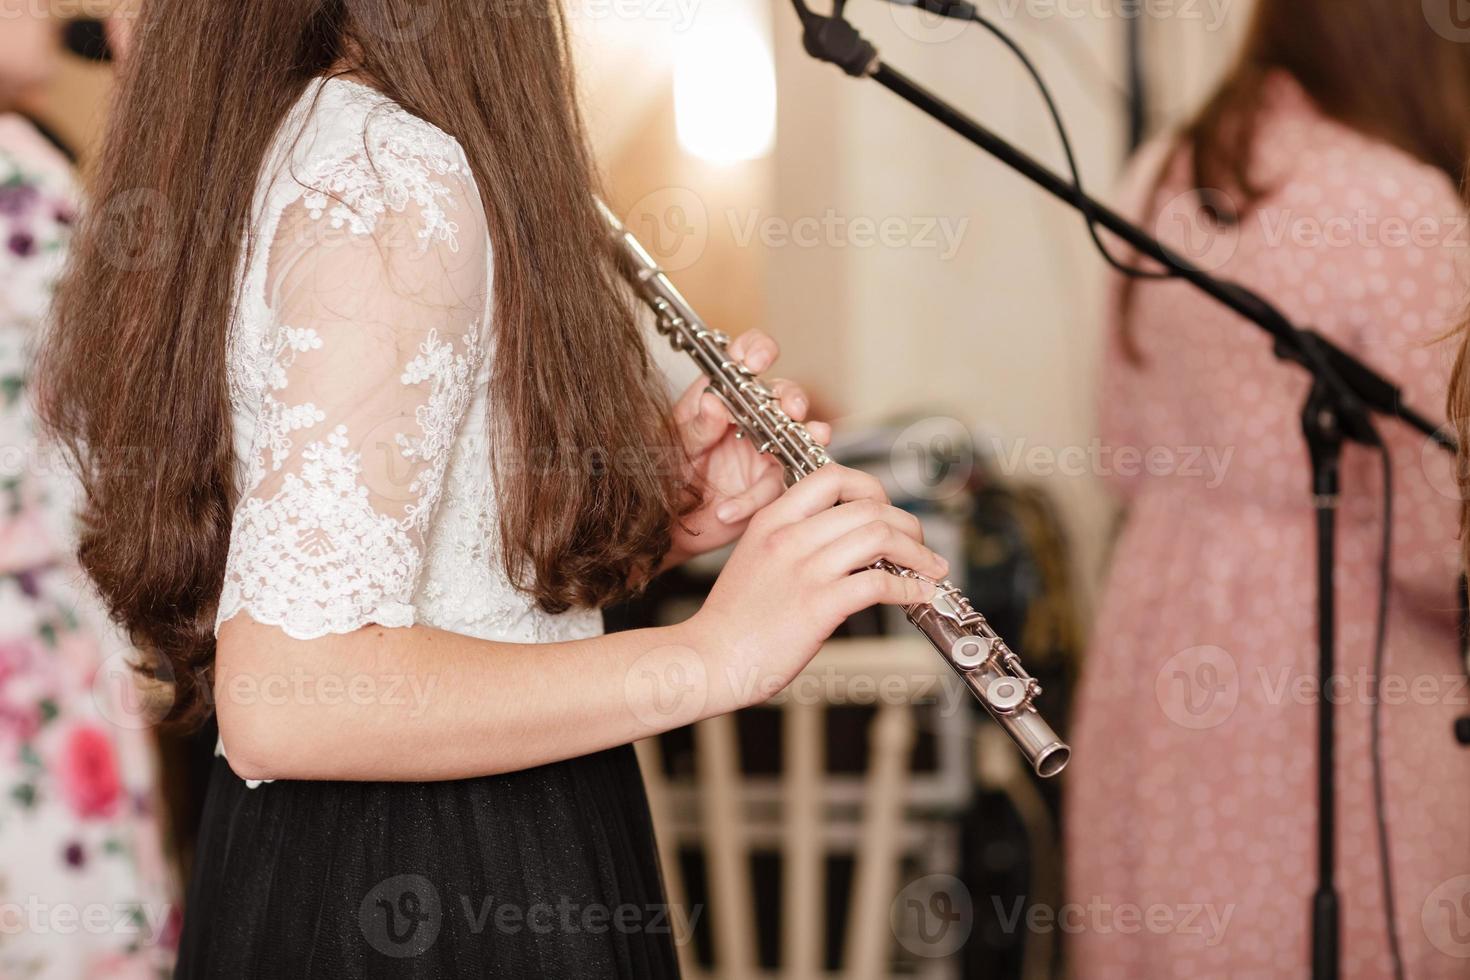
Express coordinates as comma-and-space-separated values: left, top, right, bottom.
1370, 447, 1406, 980
964, 10, 1171, 280
1010, 10, 1133, 104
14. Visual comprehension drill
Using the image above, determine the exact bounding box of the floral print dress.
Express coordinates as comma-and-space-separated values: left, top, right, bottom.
0, 117, 175, 979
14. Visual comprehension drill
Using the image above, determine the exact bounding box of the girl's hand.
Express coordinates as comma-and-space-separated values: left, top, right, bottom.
667, 329, 832, 567
685, 464, 947, 711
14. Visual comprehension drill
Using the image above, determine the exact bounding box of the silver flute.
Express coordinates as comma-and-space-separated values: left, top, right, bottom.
600, 201, 1070, 778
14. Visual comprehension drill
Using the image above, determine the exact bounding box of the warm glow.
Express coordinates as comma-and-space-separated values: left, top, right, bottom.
673, 14, 777, 164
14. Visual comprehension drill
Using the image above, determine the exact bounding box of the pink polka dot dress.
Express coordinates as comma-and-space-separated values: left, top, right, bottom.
1064, 73, 1470, 979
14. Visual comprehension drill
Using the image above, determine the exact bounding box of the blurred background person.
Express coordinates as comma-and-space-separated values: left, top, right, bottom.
0, 2, 175, 976
1066, 2, 1470, 977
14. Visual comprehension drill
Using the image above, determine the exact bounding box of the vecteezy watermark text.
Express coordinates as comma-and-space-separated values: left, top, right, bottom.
726, 209, 970, 261
987, 436, 1235, 488
0, 898, 174, 947
358, 874, 702, 959
992, 896, 1236, 946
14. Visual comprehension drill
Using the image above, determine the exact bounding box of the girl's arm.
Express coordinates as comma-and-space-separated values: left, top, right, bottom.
217, 464, 946, 782
216, 617, 715, 782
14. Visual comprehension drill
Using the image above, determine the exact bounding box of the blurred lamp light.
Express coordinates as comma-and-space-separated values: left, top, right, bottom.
673, 17, 776, 164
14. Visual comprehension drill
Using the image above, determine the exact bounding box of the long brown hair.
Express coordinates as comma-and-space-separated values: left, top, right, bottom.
37, 0, 686, 726
1121, 0, 1470, 354
1452, 343, 1470, 573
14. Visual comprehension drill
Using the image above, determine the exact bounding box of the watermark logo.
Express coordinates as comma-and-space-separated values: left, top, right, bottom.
1255, 666, 1469, 711
579, 0, 703, 32
1425, 0, 1470, 42
621, 187, 971, 272
726, 209, 968, 260
891, 874, 973, 958
91, 650, 173, 731
1155, 188, 1240, 272
0, 2, 119, 21
360, 874, 443, 959
890, 416, 976, 502
887, 2, 970, 44
625, 187, 710, 273
986, 436, 1233, 487
992, 896, 1235, 946
886, 0, 1236, 45
345, 0, 442, 44
1423, 875, 1470, 959
1155, 645, 1239, 730
96, 187, 175, 273
0, 897, 174, 946
624, 644, 708, 728
998, 0, 1233, 30
356, 412, 428, 506
218, 666, 439, 717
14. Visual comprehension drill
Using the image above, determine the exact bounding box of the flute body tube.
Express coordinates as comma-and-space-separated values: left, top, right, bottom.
600, 201, 1069, 778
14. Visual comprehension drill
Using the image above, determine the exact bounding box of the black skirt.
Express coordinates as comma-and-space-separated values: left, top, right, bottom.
175, 745, 681, 978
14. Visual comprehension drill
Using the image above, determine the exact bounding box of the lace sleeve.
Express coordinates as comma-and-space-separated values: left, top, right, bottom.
217, 136, 490, 640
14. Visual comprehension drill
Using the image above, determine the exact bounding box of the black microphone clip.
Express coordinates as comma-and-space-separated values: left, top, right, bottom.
790, 0, 879, 77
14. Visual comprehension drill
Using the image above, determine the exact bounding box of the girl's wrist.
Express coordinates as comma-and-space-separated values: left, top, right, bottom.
652, 614, 750, 720
666, 610, 793, 718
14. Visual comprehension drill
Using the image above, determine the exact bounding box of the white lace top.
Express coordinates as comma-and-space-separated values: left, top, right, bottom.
217, 76, 602, 648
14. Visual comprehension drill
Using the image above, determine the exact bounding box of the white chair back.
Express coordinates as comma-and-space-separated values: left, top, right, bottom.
637, 636, 978, 980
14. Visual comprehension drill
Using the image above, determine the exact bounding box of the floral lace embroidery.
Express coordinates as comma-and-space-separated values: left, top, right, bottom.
298, 113, 466, 252
219, 427, 420, 639
398, 327, 484, 531
219, 77, 600, 653
258, 325, 326, 475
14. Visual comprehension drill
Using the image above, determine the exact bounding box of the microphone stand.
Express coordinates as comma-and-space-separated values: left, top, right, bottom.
1124, 3, 1146, 154
782, 2, 1461, 977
